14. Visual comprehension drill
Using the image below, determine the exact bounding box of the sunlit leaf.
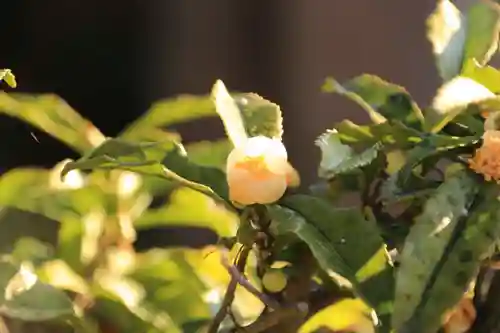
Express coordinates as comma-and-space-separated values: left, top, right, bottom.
463, 1, 500, 66
212, 80, 248, 148
462, 58, 500, 93
134, 187, 237, 237
127, 249, 211, 327
38, 259, 90, 295
323, 75, 424, 128
426, 0, 466, 81
299, 298, 375, 333
316, 129, 383, 179
184, 139, 231, 169
425, 76, 500, 132
0, 69, 16, 88
381, 134, 478, 202
0, 265, 74, 321
335, 120, 422, 150
0, 93, 105, 154
392, 170, 479, 331
119, 96, 216, 141
0, 166, 102, 222
11, 237, 54, 265
396, 183, 500, 332
233, 92, 283, 139
61, 138, 228, 203
269, 195, 395, 330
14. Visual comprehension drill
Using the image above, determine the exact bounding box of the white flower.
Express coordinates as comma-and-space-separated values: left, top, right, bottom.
226, 136, 299, 205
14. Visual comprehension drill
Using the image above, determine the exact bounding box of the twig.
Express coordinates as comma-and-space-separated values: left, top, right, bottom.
220, 253, 280, 310
207, 247, 251, 333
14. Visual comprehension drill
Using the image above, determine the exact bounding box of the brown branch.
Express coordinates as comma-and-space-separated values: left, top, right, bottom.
220, 253, 280, 310
207, 246, 251, 333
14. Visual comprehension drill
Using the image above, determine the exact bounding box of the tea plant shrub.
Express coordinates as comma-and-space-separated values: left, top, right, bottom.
2, 1, 500, 332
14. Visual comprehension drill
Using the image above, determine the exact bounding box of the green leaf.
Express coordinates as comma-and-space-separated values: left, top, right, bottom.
233, 92, 283, 139
0, 69, 16, 88
323, 75, 424, 128
92, 292, 181, 333
11, 237, 54, 265
392, 170, 479, 332
269, 195, 395, 330
335, 120, 423, 149
134, 187, 238, 237
425, 76, 499, 132
299, 298, 374, 333
463, 1, 500, 66
0, 93, 105, 154
397, 183, 500, 333
162, 143, 229, 200
0, 260, 20, 302
1, 272, 74, 321
184, 139, 231, 169
61, 138, 227, 203
128, 249, 211, 326
119, 95, 216, 141
462, 58, 500, 93
315, 129, 383, 179
212, 80, 249, 148
381, 135, 477, 202
0, 163, 107, 221
426, 0, 466, 81
0, 209, 59, 254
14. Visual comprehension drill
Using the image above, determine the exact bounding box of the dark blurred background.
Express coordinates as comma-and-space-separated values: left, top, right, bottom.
4, 0, 477, 250
0, 0, 450, 185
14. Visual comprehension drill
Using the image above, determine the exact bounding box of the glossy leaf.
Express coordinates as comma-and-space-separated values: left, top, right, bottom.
425, 76, 499, 132
212, 80, 248, 148
426, 0, 466, 81
323, 75, 424, 128
119, 95, 216, 141
91, 292, 181, 333
335, 120, 422, 150
299, 298, 375, 333
463, 1, 500, 66
462, 59, 500, 93
0, 265, 74, 321
398, 183, 500, 332
0, 166, 103, 221
127, 249, 211, 327
392, 170, 479, 331
233, 92, 283, 139
134, 187, 238, 237
61, 138, 227, 202
0, 69, 16, 88
161, 143, 229, 200
316, 129, 383, 179
0, 93, 105, 154
269, 195, 395, 330
184, 139, 231, 169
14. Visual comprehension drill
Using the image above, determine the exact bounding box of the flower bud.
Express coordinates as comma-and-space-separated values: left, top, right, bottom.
226, 136, 299, 205
469, 130, 500, 182
442, 297, 476, 333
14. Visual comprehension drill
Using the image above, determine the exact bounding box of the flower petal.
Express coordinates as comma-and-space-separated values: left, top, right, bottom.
227, 167, 287, 205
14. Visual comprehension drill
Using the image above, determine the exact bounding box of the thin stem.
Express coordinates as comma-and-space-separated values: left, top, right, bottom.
220, 254, 280, 310
207, 247, 251, 333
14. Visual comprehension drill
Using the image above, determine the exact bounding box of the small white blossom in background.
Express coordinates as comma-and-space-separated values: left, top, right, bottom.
4, 262, 38, 301
117, 171, 143, 199
226, 135, 299, 205
49, 159, 85, 190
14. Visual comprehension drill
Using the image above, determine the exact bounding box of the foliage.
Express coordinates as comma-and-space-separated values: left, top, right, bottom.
2, 1, 500, 332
